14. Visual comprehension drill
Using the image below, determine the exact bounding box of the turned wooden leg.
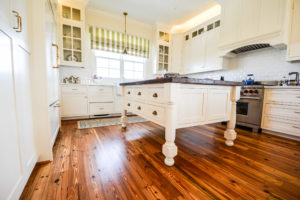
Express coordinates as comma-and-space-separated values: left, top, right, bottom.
163, 126, 177, 166
121, 109, 127, 129
224, 86, 241, 146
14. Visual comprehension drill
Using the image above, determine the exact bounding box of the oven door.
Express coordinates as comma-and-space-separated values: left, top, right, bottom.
236, 98, 262, 125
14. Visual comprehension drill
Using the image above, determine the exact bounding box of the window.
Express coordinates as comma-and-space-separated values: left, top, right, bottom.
94, 50, 145, 80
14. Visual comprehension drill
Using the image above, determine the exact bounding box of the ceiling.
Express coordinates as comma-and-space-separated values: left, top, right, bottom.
87, 0, 215, 25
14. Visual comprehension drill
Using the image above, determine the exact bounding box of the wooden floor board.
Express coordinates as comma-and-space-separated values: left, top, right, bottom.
20, 120, 300, 200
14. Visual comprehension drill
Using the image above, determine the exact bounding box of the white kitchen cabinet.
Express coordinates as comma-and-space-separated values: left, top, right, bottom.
261, 88, 300, 137
287, 0, 300, 61
154, 29, 171, 74
219, 0, 286, 54
50, 102, 60, 147
58, 1, 85, 67
61, 85, 88, 117
181, 17, 226, 74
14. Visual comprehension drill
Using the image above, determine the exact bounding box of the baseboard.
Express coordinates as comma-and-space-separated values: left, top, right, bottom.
263, 129, 300, 141
8, 153, 37, 200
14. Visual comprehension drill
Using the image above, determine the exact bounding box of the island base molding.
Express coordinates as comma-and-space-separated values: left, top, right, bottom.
120, 83, 241, 166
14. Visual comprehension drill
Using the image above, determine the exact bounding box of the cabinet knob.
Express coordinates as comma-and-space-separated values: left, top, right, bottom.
152, 111, 157, 116
153, 93, 158, 98
138, 92, 141, 96
127, 91, 131, 95
127, 103, 130, 107
137, 106, 141, 110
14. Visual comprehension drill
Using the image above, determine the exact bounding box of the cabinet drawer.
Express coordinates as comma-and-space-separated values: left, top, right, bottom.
147, 104, 165, 124
147, 87, 165, 103
88, 86, 113, 95
89, 95, 113, 103
125, 101, 135, 112
134, 101, 146, 115
89, 103, 113, 115
264, 103, 300, 120
61, 85, 87, 94
263, 116, 300, 137
125, 87, 135, 98
134, 88, 147, 100
265, 89, 300, 104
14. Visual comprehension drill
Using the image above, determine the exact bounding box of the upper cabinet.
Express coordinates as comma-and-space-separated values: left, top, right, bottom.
219, 0, 287, 55
154, 29, 171, 74
58, 1, 85, 67
181, 17, 227, 74
287, 0, 300, 61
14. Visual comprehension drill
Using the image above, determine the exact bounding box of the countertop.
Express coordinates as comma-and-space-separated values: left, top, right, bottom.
264, 85, 300, 89
120, 77, 243, 86
60, 83, 115, 86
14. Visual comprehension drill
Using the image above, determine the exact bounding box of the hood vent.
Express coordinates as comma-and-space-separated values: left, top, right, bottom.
231, 43, 271, 54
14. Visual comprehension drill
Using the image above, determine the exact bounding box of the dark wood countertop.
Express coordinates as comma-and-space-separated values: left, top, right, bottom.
120, 77, 242, 86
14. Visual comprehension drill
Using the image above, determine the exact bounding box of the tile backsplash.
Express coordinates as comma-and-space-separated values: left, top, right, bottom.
188, 47, 300, 82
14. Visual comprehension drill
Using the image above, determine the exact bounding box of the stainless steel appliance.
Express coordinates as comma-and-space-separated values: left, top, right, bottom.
236, 85, 264, 132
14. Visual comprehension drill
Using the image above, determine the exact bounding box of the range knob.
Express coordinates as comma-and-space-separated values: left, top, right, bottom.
254, 90, 258, 94
249, 90, 253, 94
244, 90, 248, 93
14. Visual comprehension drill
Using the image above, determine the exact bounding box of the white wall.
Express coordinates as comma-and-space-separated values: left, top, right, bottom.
188, 47, 300, 82
60, 8, 155, 83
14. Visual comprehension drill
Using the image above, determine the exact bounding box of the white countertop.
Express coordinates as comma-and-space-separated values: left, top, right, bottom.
264, 85, 300, 89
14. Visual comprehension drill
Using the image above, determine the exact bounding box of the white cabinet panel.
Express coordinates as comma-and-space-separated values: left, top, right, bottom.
206, 89, 230, 121
0, 29, 22, 200
50, 103, 60, 146
62, 94, 88, 117
0, 0, 11, 27
287, 0, 300, 61
205, 27, 223, 71
89, 103, 114, 115
240, 0, 260, 41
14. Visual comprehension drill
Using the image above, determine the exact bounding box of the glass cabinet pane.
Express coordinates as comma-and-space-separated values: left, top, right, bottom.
164, 55, 168, 63
159, 55, 163, 62
73, 39, 81, 50
164, 46, 169, 54
63, 37, 72, 49
63, 50, 72, 61
73, 27, 81, 38
73, 51, 82, 62
62, 6, 71, 19
164, 64, 168, 70
158, 63, 163, 71
165, 33, 169, 42
63, 25, 71, 37
159, 45, 164, 54
72, 8, 81, 21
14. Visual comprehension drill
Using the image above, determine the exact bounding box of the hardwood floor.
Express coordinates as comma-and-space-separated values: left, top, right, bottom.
20, 120, 300, 200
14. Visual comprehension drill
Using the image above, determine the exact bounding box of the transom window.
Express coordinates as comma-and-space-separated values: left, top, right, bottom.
94, 50, 145, 80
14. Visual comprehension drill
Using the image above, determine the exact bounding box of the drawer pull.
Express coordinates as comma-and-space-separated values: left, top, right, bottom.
137, 106, 141, 110
138, 92, 142, 96
153, 93, 158, 98
293, 125, 300, 129
295, 111, 300, 114
152, 111, 157, 116
99, 108, 104, 110
127, 103, 130, 107
127, 91, 131, 95
72, 88, 78, 90
297, 96, 300, 98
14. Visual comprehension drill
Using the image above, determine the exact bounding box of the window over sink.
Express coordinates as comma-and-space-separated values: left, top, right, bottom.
94, 50, 145, 80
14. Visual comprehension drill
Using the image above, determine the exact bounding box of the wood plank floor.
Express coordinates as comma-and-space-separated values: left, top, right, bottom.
20, 120, 300, 200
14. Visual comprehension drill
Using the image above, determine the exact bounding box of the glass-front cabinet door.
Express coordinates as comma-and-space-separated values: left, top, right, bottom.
61, 23, 83, 67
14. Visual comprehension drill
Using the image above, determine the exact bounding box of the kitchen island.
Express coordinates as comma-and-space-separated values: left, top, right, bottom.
120, 77, 242, 166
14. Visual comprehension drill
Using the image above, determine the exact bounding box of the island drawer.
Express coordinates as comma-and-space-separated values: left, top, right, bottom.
147, 87, 165, 103
147, 104, 165, 124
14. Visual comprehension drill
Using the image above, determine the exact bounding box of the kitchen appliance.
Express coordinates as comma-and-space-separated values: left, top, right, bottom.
236, 85, 264, 132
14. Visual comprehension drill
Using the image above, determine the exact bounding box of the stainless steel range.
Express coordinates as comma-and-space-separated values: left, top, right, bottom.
236, 85, 264, 132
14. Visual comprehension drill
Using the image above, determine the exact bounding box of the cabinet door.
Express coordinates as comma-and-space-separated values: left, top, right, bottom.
11, 0, 30, 49
259, 0, 285, 35
0, 29, 22, 200
240, 0, 260, 41
62, 94, 88, 116
220, 0, 242, 46
0, 0, 11, 27
46, 0, 59, 105
49, 103, 60, 146
287, 0, 300, 61
205, 27, 222, 71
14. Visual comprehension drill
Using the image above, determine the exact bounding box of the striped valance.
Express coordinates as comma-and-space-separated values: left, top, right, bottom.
89, 26, 150, 58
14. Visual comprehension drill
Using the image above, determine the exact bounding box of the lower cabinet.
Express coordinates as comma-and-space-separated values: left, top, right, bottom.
61, 85, 115, 117
261, 88, 300, 137
49, 102, 60, 146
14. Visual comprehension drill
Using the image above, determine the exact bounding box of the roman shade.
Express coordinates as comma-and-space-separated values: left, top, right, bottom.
89, 26, 150, 58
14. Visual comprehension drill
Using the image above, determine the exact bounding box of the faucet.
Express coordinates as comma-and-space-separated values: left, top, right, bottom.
288, 72, 299, 85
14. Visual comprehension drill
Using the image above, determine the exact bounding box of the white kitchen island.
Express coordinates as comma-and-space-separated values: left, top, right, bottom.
120, 77, 241, 166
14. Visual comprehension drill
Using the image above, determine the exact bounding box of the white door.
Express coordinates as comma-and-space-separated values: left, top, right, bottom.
0, 29, 22, 200
0, 0, 11, 27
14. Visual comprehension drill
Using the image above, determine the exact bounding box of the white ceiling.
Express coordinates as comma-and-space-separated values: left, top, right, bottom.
87, 0, 215, 25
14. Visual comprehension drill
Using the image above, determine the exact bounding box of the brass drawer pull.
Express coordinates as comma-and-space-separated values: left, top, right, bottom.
127, 103, 130, 107
297, 96, 300, 98
99, 108, 104, 110
12, 11, 22, 32
52, 43, 59, 68
127, 91, 131, 94
137, 106, 141, 110
138, 92, 141, 96
295, 111, 300, 114
53, 104, 60, 108
153, 93, 158, 98
72, 88, 78, 90
293, 125, 300, 129
152, 111, 157, 116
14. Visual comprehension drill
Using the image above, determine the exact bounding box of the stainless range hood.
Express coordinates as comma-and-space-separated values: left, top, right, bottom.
230, 43, 271, 54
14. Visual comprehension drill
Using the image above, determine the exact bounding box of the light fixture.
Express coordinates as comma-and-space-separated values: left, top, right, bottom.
123, 12, 128, 54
